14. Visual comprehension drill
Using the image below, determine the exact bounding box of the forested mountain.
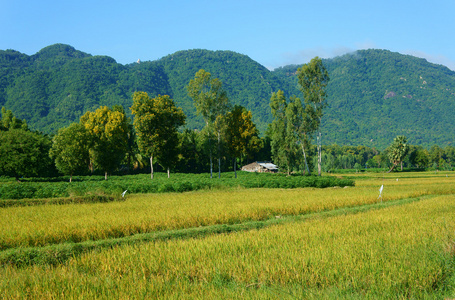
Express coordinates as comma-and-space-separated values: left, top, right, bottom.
1, 44, 454, 148
274, 49, 455, 148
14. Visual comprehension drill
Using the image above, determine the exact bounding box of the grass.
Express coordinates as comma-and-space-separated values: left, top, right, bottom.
1, 194, 454, 298
0, 171, 454, 298
2, 174, 453, 250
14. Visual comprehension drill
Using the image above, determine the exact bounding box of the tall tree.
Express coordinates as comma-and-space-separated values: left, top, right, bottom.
49, 123, 90, 182
270, 90, 293, 175
387, 135, 409, 172
130, 92, 186, 179
80, 106, 129, 180
297, 57, 330, 176
285, 95, 313, 175
225, 105, 262, 178
187, 69, 230, 178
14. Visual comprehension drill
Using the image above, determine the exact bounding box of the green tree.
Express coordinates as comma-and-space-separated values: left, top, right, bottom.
187, 69, 230, 178
49, 123, 90, 182
1, 107, 28, 131
130, 92, 186, 179
297, 57, 330, 176
80, 106, 129, 180
429, 145, 446, 169
285, 95, 314, 174
445, 146, 455, 168
176, 129, 206, 173
225, 105, 262, 178
0, 129, 53, 180
270, 90, 294, 175
387, 135, 409, 172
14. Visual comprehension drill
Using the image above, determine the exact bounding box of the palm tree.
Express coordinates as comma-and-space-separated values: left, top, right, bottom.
387, 135, 408, 173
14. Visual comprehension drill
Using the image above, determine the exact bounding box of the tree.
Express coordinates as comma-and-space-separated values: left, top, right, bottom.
414, 147, 430, 168
0, 129, 53, 180
187, 69, 230, 178
176, 129, 206, 173
50, 123, 90, 182
130, 92, 186, 179
286, 95, 313, 175
387, 135, 408, 172
1, 107, 28, 131
429, 145, 446, 169
80, 106, 129, 180
225, 105, 262, 178
270, 90, 295, 175
297, 57, 330, 176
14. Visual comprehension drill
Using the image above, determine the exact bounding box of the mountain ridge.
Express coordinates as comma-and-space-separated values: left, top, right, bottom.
1, 44, 454, 149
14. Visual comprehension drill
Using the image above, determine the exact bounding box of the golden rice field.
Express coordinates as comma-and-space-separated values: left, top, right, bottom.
1, 171, 454, 299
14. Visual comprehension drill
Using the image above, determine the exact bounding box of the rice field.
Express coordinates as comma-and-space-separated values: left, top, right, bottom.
1, 171, 454, 298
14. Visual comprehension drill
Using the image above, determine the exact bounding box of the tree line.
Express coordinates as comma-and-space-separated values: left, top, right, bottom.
0, 57, 453, 181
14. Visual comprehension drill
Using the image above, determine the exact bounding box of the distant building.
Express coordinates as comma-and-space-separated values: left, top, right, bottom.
137, 59, 141, 64
241, 161, 278, 173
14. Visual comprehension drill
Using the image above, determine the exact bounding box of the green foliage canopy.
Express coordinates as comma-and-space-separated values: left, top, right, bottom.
131, 92, 186, 178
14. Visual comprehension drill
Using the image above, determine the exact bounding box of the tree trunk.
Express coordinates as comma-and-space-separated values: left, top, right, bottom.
209, 151, 213, 179
218, 157, 221, 179
218, 131, 221, 179
167, 167, 170, 178
400, 161, 403, 171
317, 130, 322, 176
150, 155, 154, 179
105, 171, 108, 180
69, 175, 72, 183
235, 159, 238, 178
387, 163, 397, 173
301, 144, 310, 175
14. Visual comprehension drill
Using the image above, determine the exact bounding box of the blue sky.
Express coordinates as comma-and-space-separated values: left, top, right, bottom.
1, 0, 454, 70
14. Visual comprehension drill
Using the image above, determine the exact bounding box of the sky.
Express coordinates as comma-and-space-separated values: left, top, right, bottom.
1, 0, 454, 70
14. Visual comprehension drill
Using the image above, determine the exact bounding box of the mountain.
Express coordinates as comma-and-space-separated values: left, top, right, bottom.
274, 49, 455, 148
1, 44, 454, 148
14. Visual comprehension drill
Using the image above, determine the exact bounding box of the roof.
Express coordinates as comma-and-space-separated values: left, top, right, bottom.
255, 161, 278, 170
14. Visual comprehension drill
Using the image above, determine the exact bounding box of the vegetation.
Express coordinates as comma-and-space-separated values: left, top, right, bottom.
0, 172, 354, 202
1, 45, 454, 148
187, 69, 231, 178
1, 44, 455, 298
80, 106, 129, 180
0, 129, 54, 180
297, 57, 330, 176
224, 105, 262, 177
50, 123, 91, 182
1, 172, 454, 298
131, 92, 186, 179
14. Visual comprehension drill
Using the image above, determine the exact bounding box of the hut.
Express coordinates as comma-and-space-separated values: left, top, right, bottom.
241, 161, 278, 173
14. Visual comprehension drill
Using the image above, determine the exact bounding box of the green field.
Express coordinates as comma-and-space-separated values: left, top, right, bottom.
1, 172, 454, 299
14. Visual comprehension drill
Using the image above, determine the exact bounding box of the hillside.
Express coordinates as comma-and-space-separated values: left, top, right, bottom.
1, 44, 454, 148
273, 49, 455, 148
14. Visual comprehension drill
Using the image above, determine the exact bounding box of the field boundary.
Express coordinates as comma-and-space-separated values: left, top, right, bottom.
0, 194, 438, 267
